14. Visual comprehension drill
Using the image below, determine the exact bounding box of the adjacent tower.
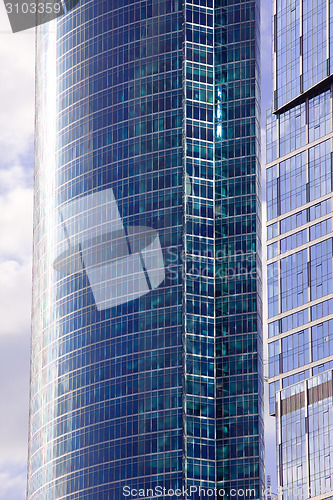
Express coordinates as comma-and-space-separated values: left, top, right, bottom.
267, 0, 333, 498
28, 0, 263, 498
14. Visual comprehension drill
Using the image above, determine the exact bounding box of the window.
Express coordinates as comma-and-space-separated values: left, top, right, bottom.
310, 239, 333, 301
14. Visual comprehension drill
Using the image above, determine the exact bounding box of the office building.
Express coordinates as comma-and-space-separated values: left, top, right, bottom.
267, 0, 333, 498
27, 0, 263, 498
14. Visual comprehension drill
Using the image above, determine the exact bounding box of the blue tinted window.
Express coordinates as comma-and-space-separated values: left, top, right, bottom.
280, 249, 308, 313
309, 199, 331, 221
281, 308, 309, 333
282, 370, 310, 388
309, 218, 332, 241
266, 110, 277, 162
268, 261, 279, 318
311, 297, 333, 321
279, 102, 306, 156
269, 380, 280, 415
268, 320, 280, 338
312, 319, 333, 362
280, 152, 307, 215
281, 330, 309, 373
269, 340, 280, 377
267, 165, 278, 220
280, 209, 307, 235
310, 239, 333, 301
267, 241, 279, 259
267, 222, 279, 240
308, 90, 331, 143
309, 140, 332, 202
280, 229, 307, 254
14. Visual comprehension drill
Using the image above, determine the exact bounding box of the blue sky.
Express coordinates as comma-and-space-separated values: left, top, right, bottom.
0, 3, 274, 499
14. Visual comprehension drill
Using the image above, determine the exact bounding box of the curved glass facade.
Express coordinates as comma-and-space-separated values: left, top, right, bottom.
28, 0, 262, 499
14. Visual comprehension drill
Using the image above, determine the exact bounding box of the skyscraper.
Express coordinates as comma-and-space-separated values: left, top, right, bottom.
28, 0, 263, 498
267, 0, 333, 498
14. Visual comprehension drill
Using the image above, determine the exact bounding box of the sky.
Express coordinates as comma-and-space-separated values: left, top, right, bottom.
0, 3, 274, 499
0, 3, 35, 500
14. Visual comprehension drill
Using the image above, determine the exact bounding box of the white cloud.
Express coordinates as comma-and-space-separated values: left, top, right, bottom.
0, 165, 33, 338
0, 186, 33, 259
0, 163, 33, 193
0, 331, 30, 464
0, 466, 27, 500
0, 164, 32, 500
0, 8, 35, 496
0, 3, 35, 165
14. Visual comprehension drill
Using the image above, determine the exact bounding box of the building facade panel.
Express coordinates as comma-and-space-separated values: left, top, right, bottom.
28, 0, 263, 498
267, 0, 333, 498
276, 371, 333, 499
274, 0, 333, 110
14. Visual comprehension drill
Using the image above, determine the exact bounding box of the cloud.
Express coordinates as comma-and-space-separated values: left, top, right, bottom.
0, 163, 32, 500
0, 332, 30, 463
0, 7, 34, 494
0, 3, 35, 165
0, 465, 27, 500
0, 165, 33, 338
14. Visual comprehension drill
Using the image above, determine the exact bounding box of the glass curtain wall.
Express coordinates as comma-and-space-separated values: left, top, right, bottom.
28, 0, 262, 498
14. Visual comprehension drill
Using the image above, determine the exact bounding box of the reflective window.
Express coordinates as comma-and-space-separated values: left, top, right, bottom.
280, 209, 307, 235
280, 152, 307, 215
281, 308, 309, 334
308, 90, 331, 143
276, 0, 301, 107
281, 330, 309, 373
269, 340, 280, 377
311, 297, 333, 321
267, 165, 278, 221
282, 369, 310, 388
280, 249, 308, 313
268, 320, 280, 338
279, 102, 306, 156
308, 373, 333, 496
266, 110, 277, 163
303, 0, 327, 92
313, 360, 333, 375
269, 380, 280, 414
267, 241, 279, 259
309, 140, 332, 202
309, 199, 331, 221
310, 239, 333, 301
268, 261, 279, 318
312, 319, 333, 362
309, 218, 332, 241
267, 222, 279, 240
280, 228, 307, 254
279, 397, 307, 498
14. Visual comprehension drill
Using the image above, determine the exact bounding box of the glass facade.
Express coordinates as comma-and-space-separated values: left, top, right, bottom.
28, 0, 262, 499
276, 371, 333, 499
274, 0, 333, 109
267, 0, 333, 497
214, 1, 263, 497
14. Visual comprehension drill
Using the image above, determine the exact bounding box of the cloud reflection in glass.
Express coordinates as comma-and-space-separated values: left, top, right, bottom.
53, 189, 165, 310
